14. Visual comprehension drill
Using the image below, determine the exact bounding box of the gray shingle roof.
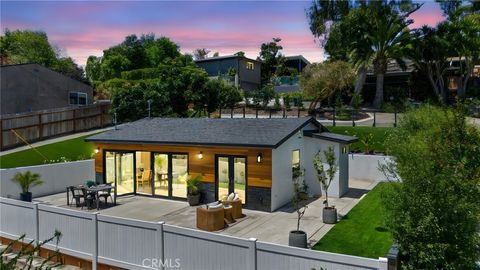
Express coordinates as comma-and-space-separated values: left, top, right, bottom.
86, 117, 320, 148
305, 132, 358, 144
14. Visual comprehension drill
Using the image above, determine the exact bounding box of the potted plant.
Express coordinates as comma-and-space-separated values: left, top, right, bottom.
186, 175, 202, 206
289, 167, 308, 248
313, 146, 338, 224
11, 171, 44, 202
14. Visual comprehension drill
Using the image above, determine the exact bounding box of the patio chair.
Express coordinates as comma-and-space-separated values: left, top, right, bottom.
68, 186, 84, 207
138, 169, 152, 187
98, 183, 114, 206
196, 205, 225, 231
80, 187, 96, 210
222, 198, 243, 219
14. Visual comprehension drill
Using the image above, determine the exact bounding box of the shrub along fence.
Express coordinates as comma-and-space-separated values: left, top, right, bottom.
0, 103, 111, 150
0, 197, 389, 270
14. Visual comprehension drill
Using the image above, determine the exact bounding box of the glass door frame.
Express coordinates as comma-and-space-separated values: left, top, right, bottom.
103, 149, 137, 198
214, 154, 248, 204
151, 152, 189, 200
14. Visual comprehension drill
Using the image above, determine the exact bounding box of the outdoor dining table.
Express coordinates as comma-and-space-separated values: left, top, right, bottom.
67, 184, 116, 210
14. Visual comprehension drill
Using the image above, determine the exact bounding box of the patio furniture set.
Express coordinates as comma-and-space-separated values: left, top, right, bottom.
66, 183, 116, 210
196, 193, 244, 231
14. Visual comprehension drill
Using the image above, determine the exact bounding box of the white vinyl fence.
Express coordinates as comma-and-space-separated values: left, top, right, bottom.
0, 197, 388, 270
0, 160, 94, 199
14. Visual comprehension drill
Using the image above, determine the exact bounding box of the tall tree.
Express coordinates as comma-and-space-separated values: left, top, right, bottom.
258, 38, 286, 84
193, 48, 210, 60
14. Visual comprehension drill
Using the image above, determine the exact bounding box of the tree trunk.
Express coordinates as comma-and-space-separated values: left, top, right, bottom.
349, 66, 367, 106
373, 72, 385, 109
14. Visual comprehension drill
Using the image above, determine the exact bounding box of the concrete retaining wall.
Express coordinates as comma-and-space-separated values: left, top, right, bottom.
0, 159, 94, 199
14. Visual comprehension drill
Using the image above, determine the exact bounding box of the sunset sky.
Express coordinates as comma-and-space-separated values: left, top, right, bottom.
1, 1, 445, 66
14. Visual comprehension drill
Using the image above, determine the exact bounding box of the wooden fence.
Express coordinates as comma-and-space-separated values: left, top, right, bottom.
0, 103, 111, 151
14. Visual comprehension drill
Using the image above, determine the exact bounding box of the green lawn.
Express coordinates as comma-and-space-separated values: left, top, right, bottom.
0, 134, 96, 169
313, 183, 393, 258
326, 126, 393, 153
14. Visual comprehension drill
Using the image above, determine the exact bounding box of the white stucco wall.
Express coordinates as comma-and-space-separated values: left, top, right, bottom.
271, 124, 347, 211
349, 154, 393, 182
0, 159, 94, 199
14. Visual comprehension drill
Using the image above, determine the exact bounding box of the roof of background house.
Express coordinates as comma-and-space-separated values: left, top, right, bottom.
86, 117, 328, 148
367, 59, 415, 75
285, 55, 311, 65
194, 55, 262, 64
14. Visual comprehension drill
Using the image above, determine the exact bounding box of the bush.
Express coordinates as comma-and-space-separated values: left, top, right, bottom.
381, 105, 480, 269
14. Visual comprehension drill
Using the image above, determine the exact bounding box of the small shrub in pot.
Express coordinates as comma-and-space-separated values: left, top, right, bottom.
313, 147, 338, 224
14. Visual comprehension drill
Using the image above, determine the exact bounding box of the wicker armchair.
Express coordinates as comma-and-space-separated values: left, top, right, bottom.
196, 207, 225, 231
222, 199, 243, 219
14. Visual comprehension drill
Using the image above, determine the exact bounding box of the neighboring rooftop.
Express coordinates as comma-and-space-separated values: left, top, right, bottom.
285, 55, 311, 65
304, 131, 359, 144
194, 55, 261, 63
86, 117, 326, 148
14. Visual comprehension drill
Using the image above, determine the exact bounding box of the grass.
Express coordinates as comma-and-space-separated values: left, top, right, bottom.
0, 134, 96, 169
326, 126, 393, 153
312, 183, 393, 258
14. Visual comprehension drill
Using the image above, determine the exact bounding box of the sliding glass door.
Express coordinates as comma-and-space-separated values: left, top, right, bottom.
136, 151, 152, 195
152, 153, 188, 199
153, 153, 169, 196
105, 151, 134, 195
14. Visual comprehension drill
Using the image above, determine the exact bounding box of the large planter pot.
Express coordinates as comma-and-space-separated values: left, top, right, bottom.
187, 193, 201, 206
20, 192, 32, 202
322, 207, 337, 224
288, 230, 307, 248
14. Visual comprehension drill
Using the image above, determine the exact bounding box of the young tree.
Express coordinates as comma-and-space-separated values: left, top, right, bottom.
381, 105, 480, 268
258, 38, 286, 83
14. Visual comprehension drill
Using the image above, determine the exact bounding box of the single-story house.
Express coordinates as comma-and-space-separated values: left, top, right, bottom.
85, 117, 357, 212
0, 63, 94, 115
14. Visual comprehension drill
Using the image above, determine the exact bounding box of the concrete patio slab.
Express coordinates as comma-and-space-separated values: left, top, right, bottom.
34, 178, 377, 246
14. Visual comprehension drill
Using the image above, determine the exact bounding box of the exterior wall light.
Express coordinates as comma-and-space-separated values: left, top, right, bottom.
342, 146, 347, 154
257, 153, 262, 163
94, 147, 100, 154
197, 151, 203, 160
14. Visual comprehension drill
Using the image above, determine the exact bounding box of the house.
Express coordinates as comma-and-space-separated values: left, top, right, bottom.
0, 63, 94, 115
195, 55, 262, 91
85, 117, 357, 212
273, 55, 311, 93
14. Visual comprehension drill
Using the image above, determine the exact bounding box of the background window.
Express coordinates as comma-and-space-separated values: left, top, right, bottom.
246, 62, 254, 70
69, 92, 87, 105
292, 150, 300, 169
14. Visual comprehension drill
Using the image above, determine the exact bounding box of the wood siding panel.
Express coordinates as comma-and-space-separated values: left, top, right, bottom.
94, 143, 272, 188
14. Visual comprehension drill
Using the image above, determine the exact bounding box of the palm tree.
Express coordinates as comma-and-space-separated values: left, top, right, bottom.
366, 6, 413, 108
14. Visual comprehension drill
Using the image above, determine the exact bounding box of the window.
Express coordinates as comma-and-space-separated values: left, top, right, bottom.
246, 62, 254, 70
69, 92, 87, 105
292, 150, 300, 169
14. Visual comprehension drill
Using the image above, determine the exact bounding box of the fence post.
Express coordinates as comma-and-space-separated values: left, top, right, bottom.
352, 109, 356, 127
373, 111, 376, 127
297, 108, 300, 118
394, 109, 397, 127
91, 212, 98, 270
378, 257, 388, 270
255, 108, 258, 118
156, 222, 165, 270
33, 202, 40, 245
219, 107, 222, 118
387, 244, 400, 270
247, 238, 257, 270
283, 107, 286, 118
333, 107, 336, 127
0, 118, 3, 151
243, 106, 246, 118
231, 107, 234, 118
73, 109, 77, 132
38, 113, 43, 139
269, 109, 272, 119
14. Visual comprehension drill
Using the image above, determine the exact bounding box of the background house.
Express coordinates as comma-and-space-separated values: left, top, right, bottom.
273, 55, 311, 93
0, 63, 94, 115
195, 55, 262, 91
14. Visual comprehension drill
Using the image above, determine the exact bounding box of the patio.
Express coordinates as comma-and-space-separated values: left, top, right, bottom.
34, 178, 377, 246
